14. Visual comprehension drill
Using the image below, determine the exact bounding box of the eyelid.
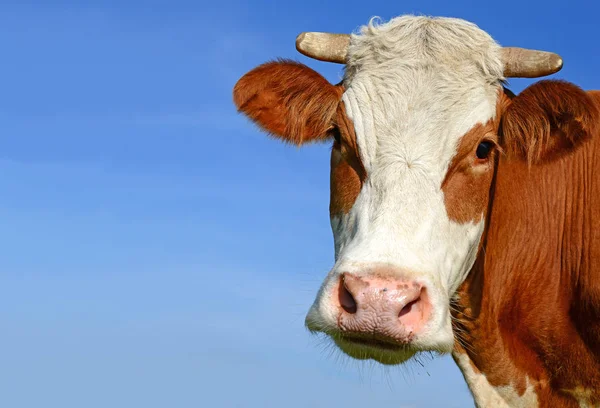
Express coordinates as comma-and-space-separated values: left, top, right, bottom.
481, 132, 498, 144
480, 134, 502, 152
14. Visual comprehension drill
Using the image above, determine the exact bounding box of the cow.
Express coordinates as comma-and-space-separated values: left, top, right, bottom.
233, 15, 600, 407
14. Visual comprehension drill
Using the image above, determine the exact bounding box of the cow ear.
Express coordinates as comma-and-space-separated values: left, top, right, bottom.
233, 60, 343, 145
500, 80, 599, 163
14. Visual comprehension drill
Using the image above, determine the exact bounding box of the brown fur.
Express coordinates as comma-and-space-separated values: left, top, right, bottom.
453, 88, 600, 406
501, 80, 599, 164
233, 60, 343, 145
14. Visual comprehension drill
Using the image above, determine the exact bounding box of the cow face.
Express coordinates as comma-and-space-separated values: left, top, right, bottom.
233, 16, 595, 366
305, 18, 506, 364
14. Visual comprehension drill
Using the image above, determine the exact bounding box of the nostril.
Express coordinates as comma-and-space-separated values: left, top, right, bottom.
338, 277, 357, 314
399, 297, 420, 318
398, 287, 430, 331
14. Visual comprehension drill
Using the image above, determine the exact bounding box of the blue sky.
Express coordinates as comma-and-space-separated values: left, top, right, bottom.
1, 1, 598, 407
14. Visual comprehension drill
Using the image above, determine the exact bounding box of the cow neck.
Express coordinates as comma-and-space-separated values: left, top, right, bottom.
452, 121, 600, 407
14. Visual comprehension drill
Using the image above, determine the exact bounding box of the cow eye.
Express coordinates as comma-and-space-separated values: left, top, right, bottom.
476, 141, 494, 160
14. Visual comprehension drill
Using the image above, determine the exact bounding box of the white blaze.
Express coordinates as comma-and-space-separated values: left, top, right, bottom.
307, 16, 505, 351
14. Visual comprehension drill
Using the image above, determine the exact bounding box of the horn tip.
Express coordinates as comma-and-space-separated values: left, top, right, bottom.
552, 55, 564, 72
295, 32, 307, 51
295, 32, 315, 57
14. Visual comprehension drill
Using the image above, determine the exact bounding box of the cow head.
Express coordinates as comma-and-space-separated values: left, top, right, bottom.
233, 16, 594, 365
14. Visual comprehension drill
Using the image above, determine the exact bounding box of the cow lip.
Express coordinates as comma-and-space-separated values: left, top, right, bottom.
339, 335, 405, 351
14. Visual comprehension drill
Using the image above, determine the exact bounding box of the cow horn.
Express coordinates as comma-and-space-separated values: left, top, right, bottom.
500, 47, 563, 78
296, 32, 563, 78
295, 32, 349, 64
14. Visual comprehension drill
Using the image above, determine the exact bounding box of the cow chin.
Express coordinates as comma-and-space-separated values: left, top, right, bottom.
308, 316, 455, 366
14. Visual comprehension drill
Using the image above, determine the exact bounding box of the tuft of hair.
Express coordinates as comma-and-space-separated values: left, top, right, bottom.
501, 80, 600, 164
344, 15, 504, 85
233, 59, 343, 145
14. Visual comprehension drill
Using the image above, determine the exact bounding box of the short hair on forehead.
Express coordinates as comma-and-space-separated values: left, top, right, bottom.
338, 15, 504, 178
344, 15, 505, 85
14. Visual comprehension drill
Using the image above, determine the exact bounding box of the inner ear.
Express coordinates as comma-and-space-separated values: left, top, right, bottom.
500, 80, 599, 164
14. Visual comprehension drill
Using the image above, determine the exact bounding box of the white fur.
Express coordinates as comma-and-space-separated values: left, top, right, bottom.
454, 352, 539, 407
307, 16, 504, 355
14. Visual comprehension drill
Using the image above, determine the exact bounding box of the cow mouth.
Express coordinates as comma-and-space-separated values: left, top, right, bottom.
339, 335, 405, 351
332, 334, 417, 365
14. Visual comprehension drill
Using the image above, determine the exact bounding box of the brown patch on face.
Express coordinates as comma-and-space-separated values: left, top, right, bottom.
441, 92, 509, 224
329, 102, 366, 216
